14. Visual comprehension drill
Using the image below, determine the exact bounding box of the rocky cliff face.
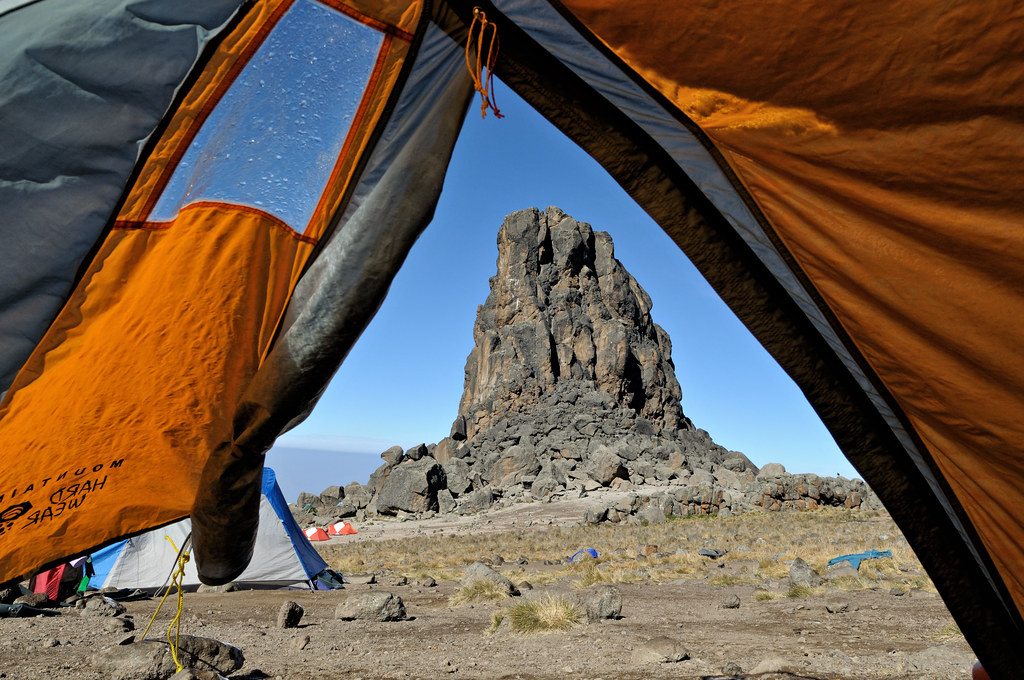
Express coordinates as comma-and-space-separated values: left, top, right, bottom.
293, 208, 877, 525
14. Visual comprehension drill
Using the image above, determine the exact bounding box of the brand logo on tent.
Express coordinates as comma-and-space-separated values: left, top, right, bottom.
0, 501, 32, 537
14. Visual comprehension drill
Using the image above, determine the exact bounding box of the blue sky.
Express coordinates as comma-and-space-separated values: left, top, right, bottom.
266, 81, 859, 501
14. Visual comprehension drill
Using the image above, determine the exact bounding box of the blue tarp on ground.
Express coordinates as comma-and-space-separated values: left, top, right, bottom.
827, 549, 892, 569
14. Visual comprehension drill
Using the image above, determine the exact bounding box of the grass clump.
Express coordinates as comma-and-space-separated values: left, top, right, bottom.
504, 595, 583, 633
930, 622, 963, 641
571, 561, 609, 587
485, 611, 505, 635
786, 584, 813, 598
449, 579, 510, 605
708, 574, 742, 586
754, 591, 777, 602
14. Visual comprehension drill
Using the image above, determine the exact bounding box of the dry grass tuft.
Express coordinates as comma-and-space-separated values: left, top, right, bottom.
449, 579, 510, 605
754, 591, 778, 602
930, 622, 963, 641
786, 584, 814, 598
570, 561, 609, 587
503, 594, 584, 633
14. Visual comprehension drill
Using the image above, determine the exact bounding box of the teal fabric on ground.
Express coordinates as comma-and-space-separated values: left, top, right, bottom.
827, 549, 892, 569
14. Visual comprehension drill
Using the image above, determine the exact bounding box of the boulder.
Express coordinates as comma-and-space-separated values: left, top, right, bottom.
375, 459, 446, 515
92, 635, 244, 680
582, 584, 621, 621
636, 504, 666, 525
334, 593, 406, 622
588, 448, 627, 486
380, 445, 404, 466
462, 562, 519, 596
789, 558, 823, 588
405, 443, 428, 461
277, 601, 303, 628
757, 462, 787, 478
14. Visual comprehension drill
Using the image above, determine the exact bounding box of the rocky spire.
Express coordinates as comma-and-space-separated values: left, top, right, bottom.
456, 206, 688, 440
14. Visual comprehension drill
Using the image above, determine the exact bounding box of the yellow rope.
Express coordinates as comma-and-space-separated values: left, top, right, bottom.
465, 8, 504, 119
140, 535, 190, 672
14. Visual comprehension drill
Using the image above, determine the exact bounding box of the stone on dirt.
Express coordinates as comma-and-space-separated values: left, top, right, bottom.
196, 583, 238, 593
722, 661, 744, 676
581, 584, 622, 621
721, 594, 741, 609
789, 558, 823, 587
630, 636, 690, 664
81, 595, 127, 617
334, 592, 407, 622
100, 616, 136, 633
277, 601, 303, 628
14, 592, 53, 608
92, 635, 243, 680
462, 561, 520, 597
751, 657, 792, 675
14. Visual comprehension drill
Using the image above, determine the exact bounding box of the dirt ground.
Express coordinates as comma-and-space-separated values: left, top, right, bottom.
0, 489, 978, 680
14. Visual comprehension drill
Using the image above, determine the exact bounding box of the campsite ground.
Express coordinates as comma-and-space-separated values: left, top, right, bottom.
0, 486, 978, 680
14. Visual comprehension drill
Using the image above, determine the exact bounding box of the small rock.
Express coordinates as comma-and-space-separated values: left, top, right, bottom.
196, 582, 238, 593
170, 670, 228, 680
81, 595, 126, 618
418, 576, 437, 588
517, 581, 534, 591
347, 573, 377, 585
825, 598, 858, 614
721, 594, 741, 609
392, 576, 409, 586
722, 661, 744, 675
751, 657, 791, 674
824, 563, 860, 580
789, 558, 823, 587
13, 592, 53, 608
335, 592, 407, 621
277, 601, 304, 629
100, 617, 136, 633
292, 635, 311, 651
890, 587, 906, 597
630, 636, 690, 664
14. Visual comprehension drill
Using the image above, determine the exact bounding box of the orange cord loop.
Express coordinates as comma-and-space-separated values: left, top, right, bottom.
465, 8, 504, 119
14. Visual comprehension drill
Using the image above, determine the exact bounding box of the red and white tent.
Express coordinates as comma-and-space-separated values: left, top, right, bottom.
303, 527, 329, 542
327, 521, 357, 536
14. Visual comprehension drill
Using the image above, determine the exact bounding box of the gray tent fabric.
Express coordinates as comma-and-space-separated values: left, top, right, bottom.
95, 494, 327, 590
0, 0, 243, 395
